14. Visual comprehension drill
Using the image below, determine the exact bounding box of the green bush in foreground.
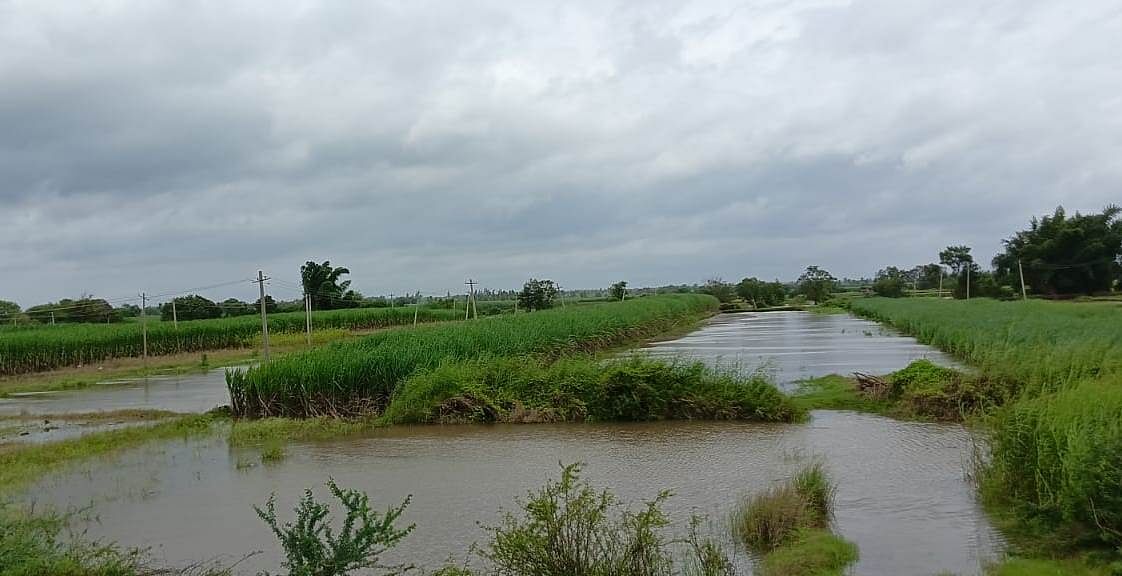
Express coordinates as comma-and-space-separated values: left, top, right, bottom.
381, 355, 799, 424
255, 480, 414, 576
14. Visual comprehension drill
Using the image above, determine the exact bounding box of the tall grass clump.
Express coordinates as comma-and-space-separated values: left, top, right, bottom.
0, 306, 462, 375
732, 464, 855, 576
227, 295, 717, 418
380, 355, 800, 424
732, 464, 836, 552
982, 377, 1122, 550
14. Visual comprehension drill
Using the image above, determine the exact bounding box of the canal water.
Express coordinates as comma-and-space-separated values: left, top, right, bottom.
20, 311, 1001, 574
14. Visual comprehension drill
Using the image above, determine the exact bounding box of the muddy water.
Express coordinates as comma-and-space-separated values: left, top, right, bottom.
29, 412, 1000, 575
22, 312, 1000, 574
644, 311, 959, 383
0, 366, 236, 416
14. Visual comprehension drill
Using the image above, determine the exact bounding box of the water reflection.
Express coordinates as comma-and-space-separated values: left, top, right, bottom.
642, 311, 959, 384
29, 413, 1001, 575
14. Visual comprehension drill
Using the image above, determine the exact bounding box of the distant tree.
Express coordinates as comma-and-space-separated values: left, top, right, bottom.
736, 278, 787, 308
870, 267, 906, 298
27, 297, 120, 324
518, 279, 558, 311
0, 300, 20, 321
300, 260, 354, 310
160, 295, 221, 322
254, 295, 278, 314
699, 278, 735, 303
940, 245, 981, 299
797, 266, 837, 303
917, 264, 943, 290
219, 298, 255, 317
993, 205, 1122, 296
116, 303, 141, 318
609, 281, 628, 301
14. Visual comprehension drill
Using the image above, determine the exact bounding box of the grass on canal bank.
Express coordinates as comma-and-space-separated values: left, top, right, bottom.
849, 297, 1122, 568
382, 355, 801, 424
226, 295, 719, 418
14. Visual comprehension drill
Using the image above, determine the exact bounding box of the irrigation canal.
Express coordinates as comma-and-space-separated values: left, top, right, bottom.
18, 311, 1000, 574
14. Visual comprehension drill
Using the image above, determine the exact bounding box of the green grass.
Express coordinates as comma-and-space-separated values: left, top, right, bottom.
758, 529, 858, 576
227, 295, 718, 418
0, 306, 462, 376
851, 297, 1122, 558
0, 414, 218, 494
850, 297, 1122, 396
985, 557, 1118, 576
381, 355, 800, 424
792, 375, 889, 413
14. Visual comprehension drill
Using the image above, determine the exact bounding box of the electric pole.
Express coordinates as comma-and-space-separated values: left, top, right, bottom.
140, 292, 148, 363
257, 270, 270, 361
1018, 260, 1028, 300
465, 279, 478, 320
304, 292, 312, 346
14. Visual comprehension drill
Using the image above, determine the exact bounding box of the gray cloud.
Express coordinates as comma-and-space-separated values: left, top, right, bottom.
1, 0, 1120, 306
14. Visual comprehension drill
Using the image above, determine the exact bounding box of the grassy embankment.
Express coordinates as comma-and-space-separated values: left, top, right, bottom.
841, 297, 1122, 573
0, 305, 463, 377
226, 294, 801, 425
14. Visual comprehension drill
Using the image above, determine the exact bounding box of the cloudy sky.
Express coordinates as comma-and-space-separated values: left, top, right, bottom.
2, 0, 1120, 306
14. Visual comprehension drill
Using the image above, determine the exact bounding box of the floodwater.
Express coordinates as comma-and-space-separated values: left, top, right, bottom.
0, 366, 236, 417
28, 413, 1001, 575
1, 312, 951, 415
21, 311, 1002, 574
643, 311, 959, 384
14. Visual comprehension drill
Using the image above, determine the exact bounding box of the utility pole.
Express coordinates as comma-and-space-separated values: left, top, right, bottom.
140, 292, 148, 364
171, 299, 178, 329
413, 293, 421, 326
1018, 260, 1028, 301
257, 270, 270, 361
304, 293, 312, 346
465, 279, 478, 320
966, 267, 971, 300
558, 284, 565, 308
50, 311, 55, 326
939, 268, 944, 298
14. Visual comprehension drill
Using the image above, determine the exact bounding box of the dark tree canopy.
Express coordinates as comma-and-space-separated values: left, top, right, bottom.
735, 277, 787, 308
0, 300, 19, 319
220, 298, 255, 317
518, 279, 558, 311
161, 295, 222, 321
609, 281, 628, 301
993, 205, 1122, 295
797, 266, 837, 303
301, 260, 357, 310
26, 297, 120, 324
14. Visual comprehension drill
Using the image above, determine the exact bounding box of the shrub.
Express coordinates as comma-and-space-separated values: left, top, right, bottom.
255, 479, 415, 576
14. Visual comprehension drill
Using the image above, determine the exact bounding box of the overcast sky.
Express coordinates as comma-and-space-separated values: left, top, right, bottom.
2, 0, 1120, 307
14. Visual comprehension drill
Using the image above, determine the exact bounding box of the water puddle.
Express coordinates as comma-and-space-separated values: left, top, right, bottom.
0, 366, 236, 417
643, 311, 959, 384
27, 413, 1001, 575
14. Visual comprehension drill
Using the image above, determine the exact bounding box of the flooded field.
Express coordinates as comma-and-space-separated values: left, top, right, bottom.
18, 311, 1001, 574
644, 311, 959, 384
0, 366, 237, 417
28, 412, 1000, 575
